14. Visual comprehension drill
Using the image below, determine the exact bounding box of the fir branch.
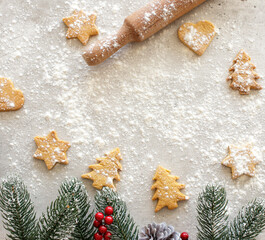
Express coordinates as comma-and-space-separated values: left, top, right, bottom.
197, 184, 228, 240
0, 176, 37, 240
229, 198, 265, 240
38, 178, 80, 240
62, 178, 95, 240
95, 187, 139, 240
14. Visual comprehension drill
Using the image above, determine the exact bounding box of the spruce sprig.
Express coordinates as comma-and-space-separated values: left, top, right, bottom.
38, 179, 78, 240
229, 198, 265, 240
63, 179, 95, 240
197, 184, 228, 240
38, 178, 95, 240
0, 177, 95, 240
0, 176, 37, 240
95, 187, 139, 240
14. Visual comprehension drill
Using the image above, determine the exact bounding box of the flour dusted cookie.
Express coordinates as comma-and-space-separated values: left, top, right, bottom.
0, 78, 24, 111
63, 10, 99, 45
34, 131, 71, 170
178, 20, 216, 56
227, 50, 262, 95
151, 165, 189, 212
222, 143, 260, 179
82, 148, 122, 190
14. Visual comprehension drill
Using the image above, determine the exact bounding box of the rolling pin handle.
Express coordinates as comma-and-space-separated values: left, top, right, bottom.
83, 23, 134, 66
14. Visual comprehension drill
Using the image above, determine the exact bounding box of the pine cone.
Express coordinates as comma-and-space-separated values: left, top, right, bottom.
139, 222, 180, 240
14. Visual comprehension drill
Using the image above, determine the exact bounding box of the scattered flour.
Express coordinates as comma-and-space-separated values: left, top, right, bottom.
0, 0, 264, 239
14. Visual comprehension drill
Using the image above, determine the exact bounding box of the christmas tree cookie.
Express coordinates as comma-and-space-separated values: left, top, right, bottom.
82, 148, 122, 190
33, 131, 71, 170
151, 165, 189, 212
227, 50, 262, 95
222, 143, 260, 179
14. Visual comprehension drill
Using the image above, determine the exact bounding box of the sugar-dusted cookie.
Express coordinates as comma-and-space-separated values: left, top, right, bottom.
0, 78, 24, 112
227, 50, 262, 95
63, 10, 99, 45
151, 165, 189, 212
82, 148, 122, 190
178, 20, 216, 56
222, 143, 260, 179
34, 131, 71, 170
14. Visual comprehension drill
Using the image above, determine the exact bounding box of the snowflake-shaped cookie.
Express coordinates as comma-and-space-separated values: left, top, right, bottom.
222, 143, 260, 179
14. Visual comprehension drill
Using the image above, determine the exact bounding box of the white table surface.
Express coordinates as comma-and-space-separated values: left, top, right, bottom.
1, 0, 265, 239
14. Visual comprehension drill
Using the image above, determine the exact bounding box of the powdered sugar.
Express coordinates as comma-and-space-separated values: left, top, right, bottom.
183, 25, 198, 45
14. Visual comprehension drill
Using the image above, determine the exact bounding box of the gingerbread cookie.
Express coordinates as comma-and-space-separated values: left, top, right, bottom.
63, 10, 99, 45
34, 131, 71, 170
0, 78, 24, 112
227, 50, 262, 95
222, 143, 260, 179
151, 165, 189, 212
82, 148, 122, 190
178, 20, 216, 56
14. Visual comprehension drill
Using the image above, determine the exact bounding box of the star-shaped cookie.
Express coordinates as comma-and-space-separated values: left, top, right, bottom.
63, 10, 99, 45
222, 143, 259, 179
34, 131, 71, 170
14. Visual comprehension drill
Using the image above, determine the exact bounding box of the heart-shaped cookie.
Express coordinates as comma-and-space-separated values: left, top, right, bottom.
178, 20, 216, 56
0, 78, 24, 111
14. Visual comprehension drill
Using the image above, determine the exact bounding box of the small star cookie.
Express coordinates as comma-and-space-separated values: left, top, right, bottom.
34, 131, 71, 170
0, 78, 24, 112
222, 143, 260, 179
151, 165, 189, 212
227, 50, 262, 95
82, 148, 122, 190
178, 20, 216, 56
63, 10, 99, 45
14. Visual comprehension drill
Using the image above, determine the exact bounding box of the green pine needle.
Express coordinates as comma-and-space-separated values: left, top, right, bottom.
0, 176, 37, 240
2, 178, 265, 240
197, 184, 228, 240
38, 178, 80, 240
229, 198, 265, 240
95, 187, 139, 240
63, 178, 95, 240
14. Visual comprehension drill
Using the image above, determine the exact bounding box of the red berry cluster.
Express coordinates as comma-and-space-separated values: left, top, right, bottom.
93, 206, 114, 240
180, 232, 189, 240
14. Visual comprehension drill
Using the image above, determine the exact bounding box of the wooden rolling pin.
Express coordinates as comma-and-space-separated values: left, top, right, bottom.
83, 0, 208, 66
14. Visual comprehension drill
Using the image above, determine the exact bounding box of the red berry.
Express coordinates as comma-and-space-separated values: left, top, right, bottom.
94, 232, 103, 240
93, 220, 101, 228
180, 232, 189, 240
104, 232, 112, 240
95, 212, 104, 221
104, 216, 113, 225
105, 206, 113, 215
98, 225, 108, 234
